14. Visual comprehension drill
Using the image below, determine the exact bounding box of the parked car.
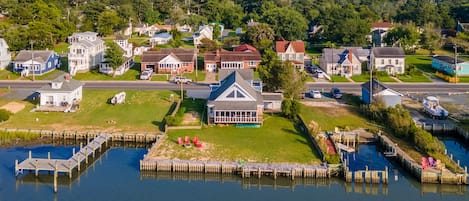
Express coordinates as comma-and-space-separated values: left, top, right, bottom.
316, 71, 324, 79
330, 87, 343, 99
140, 69, 153, 80
310, 90, 322, 99
174, 76, 192, 84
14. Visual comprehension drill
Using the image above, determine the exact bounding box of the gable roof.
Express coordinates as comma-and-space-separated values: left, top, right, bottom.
361, 79, 402, 96
208, 70, 262, 103
218, 69, 254, 81
275, 40, 305, 53
372, 47, 405, 58
234, 44, 257, 52
433, 55, 465, 64
15, 50, 55, 64
37, 75, 83, 92
322, 47, 370, 64
204, 49, 261, 62
141, 48, 196, 63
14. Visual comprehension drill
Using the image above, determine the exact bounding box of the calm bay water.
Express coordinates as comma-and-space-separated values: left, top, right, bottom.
0, 141, 468, 201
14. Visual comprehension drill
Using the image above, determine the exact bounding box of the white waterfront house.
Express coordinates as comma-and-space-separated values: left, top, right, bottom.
114, 38, 133, 58
99, 38, 134, 76
68, 32, 105, 75
150, 32, 172, 46
0, 38, 11, 70
36, 74, 84, 112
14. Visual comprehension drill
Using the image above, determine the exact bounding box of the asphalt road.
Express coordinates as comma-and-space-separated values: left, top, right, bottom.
0, 80, 468, 95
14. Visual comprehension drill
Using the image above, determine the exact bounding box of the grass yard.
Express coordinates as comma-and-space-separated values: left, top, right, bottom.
299, 103, 375, 132
0, 90, 176, 132
330, 75, 349, 82
172, 98, 206, 126
397, 74, 432, 82
0, 67, 20, 80
350, 74, 397, 82
183, 69, 206, 82
406, 55, 434, 73
73, 66, 141, 80
52, 42, 69, 54
151, 74, 171, 81
157, 114, 321, 164
458, 76, 469, 83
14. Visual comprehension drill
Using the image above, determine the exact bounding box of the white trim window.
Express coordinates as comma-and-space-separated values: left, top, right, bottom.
248, 61, 256, 67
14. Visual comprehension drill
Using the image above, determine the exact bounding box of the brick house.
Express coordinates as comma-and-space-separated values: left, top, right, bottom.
203, 44, 261, 72
141, 48, 196, 74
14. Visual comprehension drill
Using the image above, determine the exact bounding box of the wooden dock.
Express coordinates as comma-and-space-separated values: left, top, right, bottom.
140, 159, 330, 180
15, 133, 113, 193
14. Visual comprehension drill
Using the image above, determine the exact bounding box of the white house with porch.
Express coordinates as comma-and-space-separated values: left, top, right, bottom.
36, 74, 84, 112
207, 69, 282, 124
68, 32, 106, 75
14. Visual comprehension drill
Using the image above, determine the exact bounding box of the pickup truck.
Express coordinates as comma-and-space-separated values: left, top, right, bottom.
173, 76, 192, 84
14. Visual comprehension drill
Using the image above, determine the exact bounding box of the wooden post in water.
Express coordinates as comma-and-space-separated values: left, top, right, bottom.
80, 142, 83, 149
54, 161, 58, 193
72, 148, 75, 155
85, 148, 88, 164
29, 150, 32, 159
68, 160, 72, 178
273, 168, 277, 180
258, 167, 261, 179
15, 160, 18, 176
48, 152, 50, 160
35, 160, 39, 176
77, 154, 81, 171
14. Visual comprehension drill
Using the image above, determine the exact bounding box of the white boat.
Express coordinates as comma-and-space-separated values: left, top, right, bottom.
422, 96, 448, 119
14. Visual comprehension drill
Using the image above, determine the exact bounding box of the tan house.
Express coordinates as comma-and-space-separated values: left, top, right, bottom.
203, 44, 261, 72
275, 40, 305, 71
141, 48, 196, 74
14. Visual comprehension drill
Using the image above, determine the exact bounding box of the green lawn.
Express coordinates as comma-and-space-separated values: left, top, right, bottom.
351, 74, 369, 82
397, 74, 432, 82
350, 74, 397, 82
183, 69, 206, 82
458, 76, 469, 83
161, 114, 321, 164
406, 55, 434, 73
299, 103, 375, 132
52, 42, 69, 54
151, 74, 171, 81
173, 98, 206, 126
305, 76, 315, 82
73, 65, 141, 80
0, 67, 21, 80
128, 36, 150, 46
0, 90, 176, 132
330, 75, 349, 82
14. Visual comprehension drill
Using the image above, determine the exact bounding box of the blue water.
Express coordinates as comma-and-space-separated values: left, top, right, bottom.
0, 142, 468, 201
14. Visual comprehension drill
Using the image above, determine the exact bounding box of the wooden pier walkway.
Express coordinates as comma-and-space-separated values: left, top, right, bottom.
15, 133, 113, 178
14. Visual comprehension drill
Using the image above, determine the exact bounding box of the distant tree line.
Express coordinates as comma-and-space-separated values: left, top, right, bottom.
0, 0, 468, 51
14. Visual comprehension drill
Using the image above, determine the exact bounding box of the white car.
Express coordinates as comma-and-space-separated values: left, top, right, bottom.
140, 69, 153, 80
316, 71, 324, 79
310, 90, 322, 99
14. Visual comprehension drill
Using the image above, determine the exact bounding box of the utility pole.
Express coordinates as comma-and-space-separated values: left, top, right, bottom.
195, 45, 198, 82
30, 41, 35, 81
454, 44, 458, 84
369, 43, 374, 104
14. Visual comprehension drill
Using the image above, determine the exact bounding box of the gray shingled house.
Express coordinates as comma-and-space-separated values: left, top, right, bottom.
207, 69, 282, 124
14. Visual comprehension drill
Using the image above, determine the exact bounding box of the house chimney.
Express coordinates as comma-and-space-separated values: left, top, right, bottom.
216, 49, 220, 57
348, 49, 353, 61
65, 73, 70, 82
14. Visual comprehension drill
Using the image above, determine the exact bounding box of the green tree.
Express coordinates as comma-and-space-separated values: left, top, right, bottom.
261, 6, 308, 40
212, 24, 221, 40
104, 41, 124, 77
281, 99, 300, 120
243, 23, 275, 47
168, 28, 183, 48
97, 10, 122, 36
280, 62, 306, 99
384, 23, 420, 53
199, 38, 221, 53
258, 48, 283, 91
222, 36, 240, 50
420, 23, 442, 54
143, 9, 161, 24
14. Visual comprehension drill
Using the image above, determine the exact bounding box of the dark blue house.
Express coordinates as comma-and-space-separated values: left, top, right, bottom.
361, 79, 403, 107
13, 50, 60, 75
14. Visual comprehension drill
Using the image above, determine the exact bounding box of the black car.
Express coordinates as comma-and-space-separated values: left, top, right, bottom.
331, 87, 343, 99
